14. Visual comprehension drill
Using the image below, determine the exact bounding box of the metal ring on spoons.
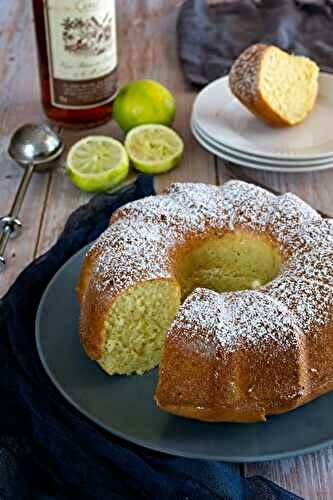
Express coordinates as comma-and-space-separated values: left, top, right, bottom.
0, 123, 64, 272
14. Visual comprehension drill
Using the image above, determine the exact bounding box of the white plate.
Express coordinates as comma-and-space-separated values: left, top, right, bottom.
193, 73, 333, 160
192, 115, 333, 167
191, 121, 333, 173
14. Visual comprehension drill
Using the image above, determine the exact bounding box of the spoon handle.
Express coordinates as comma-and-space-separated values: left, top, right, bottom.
10, 163, 35, 220
0, 163, 35, 271
0, 226, 11, 272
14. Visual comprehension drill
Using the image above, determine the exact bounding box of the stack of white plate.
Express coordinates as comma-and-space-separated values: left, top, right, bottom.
191, 73, 333, 173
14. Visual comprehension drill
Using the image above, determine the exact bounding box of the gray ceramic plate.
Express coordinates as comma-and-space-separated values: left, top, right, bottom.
36, 245, 333, 462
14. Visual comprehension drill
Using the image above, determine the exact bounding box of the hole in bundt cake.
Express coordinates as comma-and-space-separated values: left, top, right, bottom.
175, 230, 283, 300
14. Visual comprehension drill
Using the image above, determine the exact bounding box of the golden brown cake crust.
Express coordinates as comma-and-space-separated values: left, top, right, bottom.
78, 181, 333, 422
229, 44, 266, 106
229, 44, 286, 126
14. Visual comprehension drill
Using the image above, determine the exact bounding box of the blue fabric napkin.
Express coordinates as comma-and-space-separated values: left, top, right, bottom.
0, 175, 302, 499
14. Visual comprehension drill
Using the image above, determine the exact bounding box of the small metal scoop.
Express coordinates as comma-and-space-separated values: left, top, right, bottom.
0, 124, 64, 272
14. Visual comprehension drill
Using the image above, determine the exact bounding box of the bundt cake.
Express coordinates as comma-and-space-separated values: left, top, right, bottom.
229, 44, 319, 127
77, 181, 333, 422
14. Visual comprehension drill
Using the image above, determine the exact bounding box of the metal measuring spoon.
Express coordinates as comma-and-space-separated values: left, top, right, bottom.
0, 124, 64, 272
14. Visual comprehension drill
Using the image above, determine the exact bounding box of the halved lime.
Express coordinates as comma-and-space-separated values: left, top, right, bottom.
125, 124, 184, 174
66, 136, 129, 192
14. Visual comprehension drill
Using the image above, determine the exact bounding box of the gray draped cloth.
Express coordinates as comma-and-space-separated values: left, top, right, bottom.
178, 0, 333, 87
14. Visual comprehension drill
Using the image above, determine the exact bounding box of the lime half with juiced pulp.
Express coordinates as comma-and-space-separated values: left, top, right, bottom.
66, 136, 129, 192
125, 124, 184, 174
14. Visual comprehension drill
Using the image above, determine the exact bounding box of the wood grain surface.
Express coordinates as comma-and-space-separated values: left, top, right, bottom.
1, 1, 333, 498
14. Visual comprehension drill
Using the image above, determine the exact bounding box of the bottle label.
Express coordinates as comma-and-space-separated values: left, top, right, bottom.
44, 0, 117, 110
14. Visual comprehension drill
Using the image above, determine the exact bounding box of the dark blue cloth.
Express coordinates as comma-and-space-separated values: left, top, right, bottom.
0, 175, 302, 500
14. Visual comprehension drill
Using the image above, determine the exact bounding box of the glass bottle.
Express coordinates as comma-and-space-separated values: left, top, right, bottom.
32, 0, 118, 128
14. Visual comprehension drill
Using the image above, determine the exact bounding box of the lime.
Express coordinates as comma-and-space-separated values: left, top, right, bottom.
66, 136, 129, 192
113, 80, 176, 132
125, 124, 184, 174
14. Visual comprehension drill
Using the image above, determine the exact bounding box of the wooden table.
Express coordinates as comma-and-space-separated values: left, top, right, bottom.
1, 2, 333, 498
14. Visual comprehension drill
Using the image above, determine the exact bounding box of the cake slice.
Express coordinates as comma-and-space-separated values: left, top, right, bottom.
229, 44, 319, 127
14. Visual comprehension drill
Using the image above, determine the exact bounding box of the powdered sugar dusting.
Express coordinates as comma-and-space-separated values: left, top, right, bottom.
171, 288, 302, 353
92, 218, 174, 295
229, 44, 266, 103
86, 180, 333, 352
